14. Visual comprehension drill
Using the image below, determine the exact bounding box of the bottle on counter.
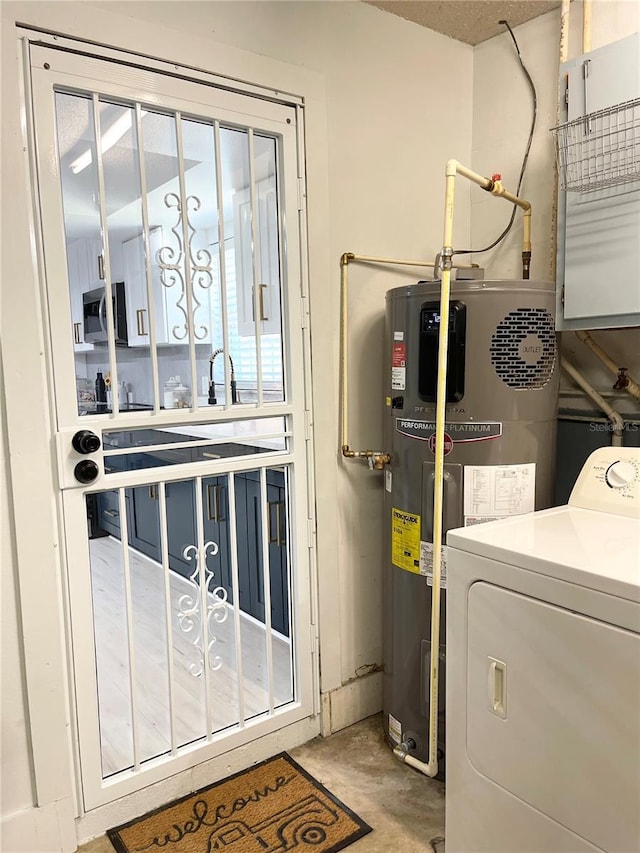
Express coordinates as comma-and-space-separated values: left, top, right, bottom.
95, 371, 107, 411
118, 381, 128, 408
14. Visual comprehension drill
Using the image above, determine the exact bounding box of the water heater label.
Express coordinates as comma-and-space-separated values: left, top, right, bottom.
420, 541, 448, 587
463, 463, 536, 520
388, 713, 402, 745
396, 419, 502, 443
391, 507, 421, 573
391, 340, 406, 391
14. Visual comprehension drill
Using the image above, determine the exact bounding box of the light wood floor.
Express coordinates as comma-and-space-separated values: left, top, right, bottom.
89, 536, 293, 778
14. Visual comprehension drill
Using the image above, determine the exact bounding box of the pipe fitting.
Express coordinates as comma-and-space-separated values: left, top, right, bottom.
614, 368, 630, 391
439, 246, 453, 271
340, 252, 355, 266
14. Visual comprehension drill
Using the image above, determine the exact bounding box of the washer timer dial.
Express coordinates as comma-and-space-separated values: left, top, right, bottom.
605, 460, 638, 489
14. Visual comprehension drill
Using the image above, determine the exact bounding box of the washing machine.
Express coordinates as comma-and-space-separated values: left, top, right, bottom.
446, 446, 640, 853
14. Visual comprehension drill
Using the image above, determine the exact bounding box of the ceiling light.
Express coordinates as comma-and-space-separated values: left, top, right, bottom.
70, 110, 147, 174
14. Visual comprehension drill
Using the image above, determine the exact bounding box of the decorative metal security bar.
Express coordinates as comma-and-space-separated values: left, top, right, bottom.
89, 463, 293, 780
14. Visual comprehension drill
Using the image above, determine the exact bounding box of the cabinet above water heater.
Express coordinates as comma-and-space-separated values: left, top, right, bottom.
555, 33, 640, 330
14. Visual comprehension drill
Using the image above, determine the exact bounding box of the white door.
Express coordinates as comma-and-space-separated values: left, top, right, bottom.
28, 43, 317, 809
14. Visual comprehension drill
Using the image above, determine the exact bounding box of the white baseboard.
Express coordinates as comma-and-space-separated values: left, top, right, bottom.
321, 670, 382, 736
1, 797, 76, 853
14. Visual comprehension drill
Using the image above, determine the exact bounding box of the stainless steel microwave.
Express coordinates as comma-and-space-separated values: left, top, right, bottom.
82, 282, 128, 345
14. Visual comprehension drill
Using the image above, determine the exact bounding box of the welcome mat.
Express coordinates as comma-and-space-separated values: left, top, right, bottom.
108, 753, 372, 853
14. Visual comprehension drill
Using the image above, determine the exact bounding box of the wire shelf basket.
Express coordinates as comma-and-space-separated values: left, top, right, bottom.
552, 98, 640, 192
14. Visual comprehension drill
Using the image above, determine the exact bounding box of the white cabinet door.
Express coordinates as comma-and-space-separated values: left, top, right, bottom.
66, 238, 97, 352
233, 180, 281, 337
122, 232, 149, 346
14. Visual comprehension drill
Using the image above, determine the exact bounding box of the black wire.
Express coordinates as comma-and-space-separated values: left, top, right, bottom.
453, 19, 537, 256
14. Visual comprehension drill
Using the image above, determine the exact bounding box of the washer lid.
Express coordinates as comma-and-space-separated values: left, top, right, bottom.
447, 506, 640, 601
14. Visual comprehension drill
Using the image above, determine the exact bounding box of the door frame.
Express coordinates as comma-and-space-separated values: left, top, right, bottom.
2, 14, 335, 841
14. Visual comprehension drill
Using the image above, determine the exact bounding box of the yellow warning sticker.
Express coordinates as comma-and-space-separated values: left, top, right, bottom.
391, 507, 421, 573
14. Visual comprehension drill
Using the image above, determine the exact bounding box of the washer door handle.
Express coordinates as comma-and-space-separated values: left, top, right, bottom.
488, 657, 507, 719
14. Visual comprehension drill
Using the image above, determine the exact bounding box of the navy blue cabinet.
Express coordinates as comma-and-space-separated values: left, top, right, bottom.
95, 443, 289, 637
202, 476, 232, 598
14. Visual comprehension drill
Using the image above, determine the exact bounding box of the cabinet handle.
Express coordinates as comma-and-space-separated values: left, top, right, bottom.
206, 484, 223, 522
148, 484, 158, 500
258, 283, 268, 321
268, 500, 285, 547
73, 322, 83, 344
104, 509, 119, 518
252, 283, 269, 323
136, 309, 148, 336
97, 253, 105, 281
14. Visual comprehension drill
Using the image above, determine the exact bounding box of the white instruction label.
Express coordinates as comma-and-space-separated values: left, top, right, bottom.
385, 469, 393, 493
393, 331, 404, 341
420, 540, 447, 588
464, 516, 502, 527
464, 463, 535, 520
388, 713, 402, 745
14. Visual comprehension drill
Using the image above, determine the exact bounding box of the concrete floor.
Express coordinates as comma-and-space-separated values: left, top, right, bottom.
78, 714, 445, 853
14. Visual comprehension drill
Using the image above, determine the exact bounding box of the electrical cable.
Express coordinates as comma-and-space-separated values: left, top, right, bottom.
452, 19, 537, 256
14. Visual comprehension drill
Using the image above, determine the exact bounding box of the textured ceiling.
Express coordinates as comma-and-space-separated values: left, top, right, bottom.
364, 1, 560, 45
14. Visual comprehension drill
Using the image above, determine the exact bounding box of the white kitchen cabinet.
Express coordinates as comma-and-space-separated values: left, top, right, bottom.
66, 236, 103, 352
123, 227, 211, 345
233, 179, 282, 337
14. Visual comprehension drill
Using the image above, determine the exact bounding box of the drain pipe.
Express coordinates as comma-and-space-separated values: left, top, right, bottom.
393, 159, 533, 779
574, 330, 640, 404
562, 357, 625, 445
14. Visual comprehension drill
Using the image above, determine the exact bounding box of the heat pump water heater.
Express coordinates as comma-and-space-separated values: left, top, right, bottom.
383, 277, 559, 772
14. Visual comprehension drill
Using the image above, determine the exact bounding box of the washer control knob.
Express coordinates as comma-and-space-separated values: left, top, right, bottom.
72, 429, 101, 454
74, 459, 99, 484
605, 460, 636, 489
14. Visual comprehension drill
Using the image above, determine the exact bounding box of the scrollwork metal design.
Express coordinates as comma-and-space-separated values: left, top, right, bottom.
156, 192, 213, 341
177, 540, 229, 677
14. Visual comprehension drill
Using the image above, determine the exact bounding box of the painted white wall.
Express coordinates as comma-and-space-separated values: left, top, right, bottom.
1, 0, 473, 845
0, 366, 35, 818
471, 1, 640, 413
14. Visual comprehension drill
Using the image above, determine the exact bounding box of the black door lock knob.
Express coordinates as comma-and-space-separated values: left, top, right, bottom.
74, 459, 99, 484
72, 429, 101, 454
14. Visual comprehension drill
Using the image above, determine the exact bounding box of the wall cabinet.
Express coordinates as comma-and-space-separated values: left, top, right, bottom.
66, 237, 104, 352
233, 180, 282, 337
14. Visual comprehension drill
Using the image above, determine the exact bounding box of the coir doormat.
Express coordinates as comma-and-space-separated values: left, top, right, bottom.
108, 753, 372, 853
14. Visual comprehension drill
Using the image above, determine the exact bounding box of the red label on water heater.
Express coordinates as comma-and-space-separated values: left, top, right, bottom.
391, 340, 406, 391
392, 342, 406, 367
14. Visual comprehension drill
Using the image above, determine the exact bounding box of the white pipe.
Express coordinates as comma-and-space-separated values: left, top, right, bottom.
551, 0, 571, 281
575, 330, 640, 404
562, 358, 625, 445
583, 0, 592, 53
395, 159, 533, 779
560, 0, 571, 64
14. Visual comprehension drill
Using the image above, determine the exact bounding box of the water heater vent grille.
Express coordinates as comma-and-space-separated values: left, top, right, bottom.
490, 308, 556, 389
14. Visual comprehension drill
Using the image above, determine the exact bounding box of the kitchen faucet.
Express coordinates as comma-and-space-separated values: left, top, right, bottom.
208, 349, 238, 405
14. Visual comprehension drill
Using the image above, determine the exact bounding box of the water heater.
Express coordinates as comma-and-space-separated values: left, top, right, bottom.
382, 278, 559, 772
